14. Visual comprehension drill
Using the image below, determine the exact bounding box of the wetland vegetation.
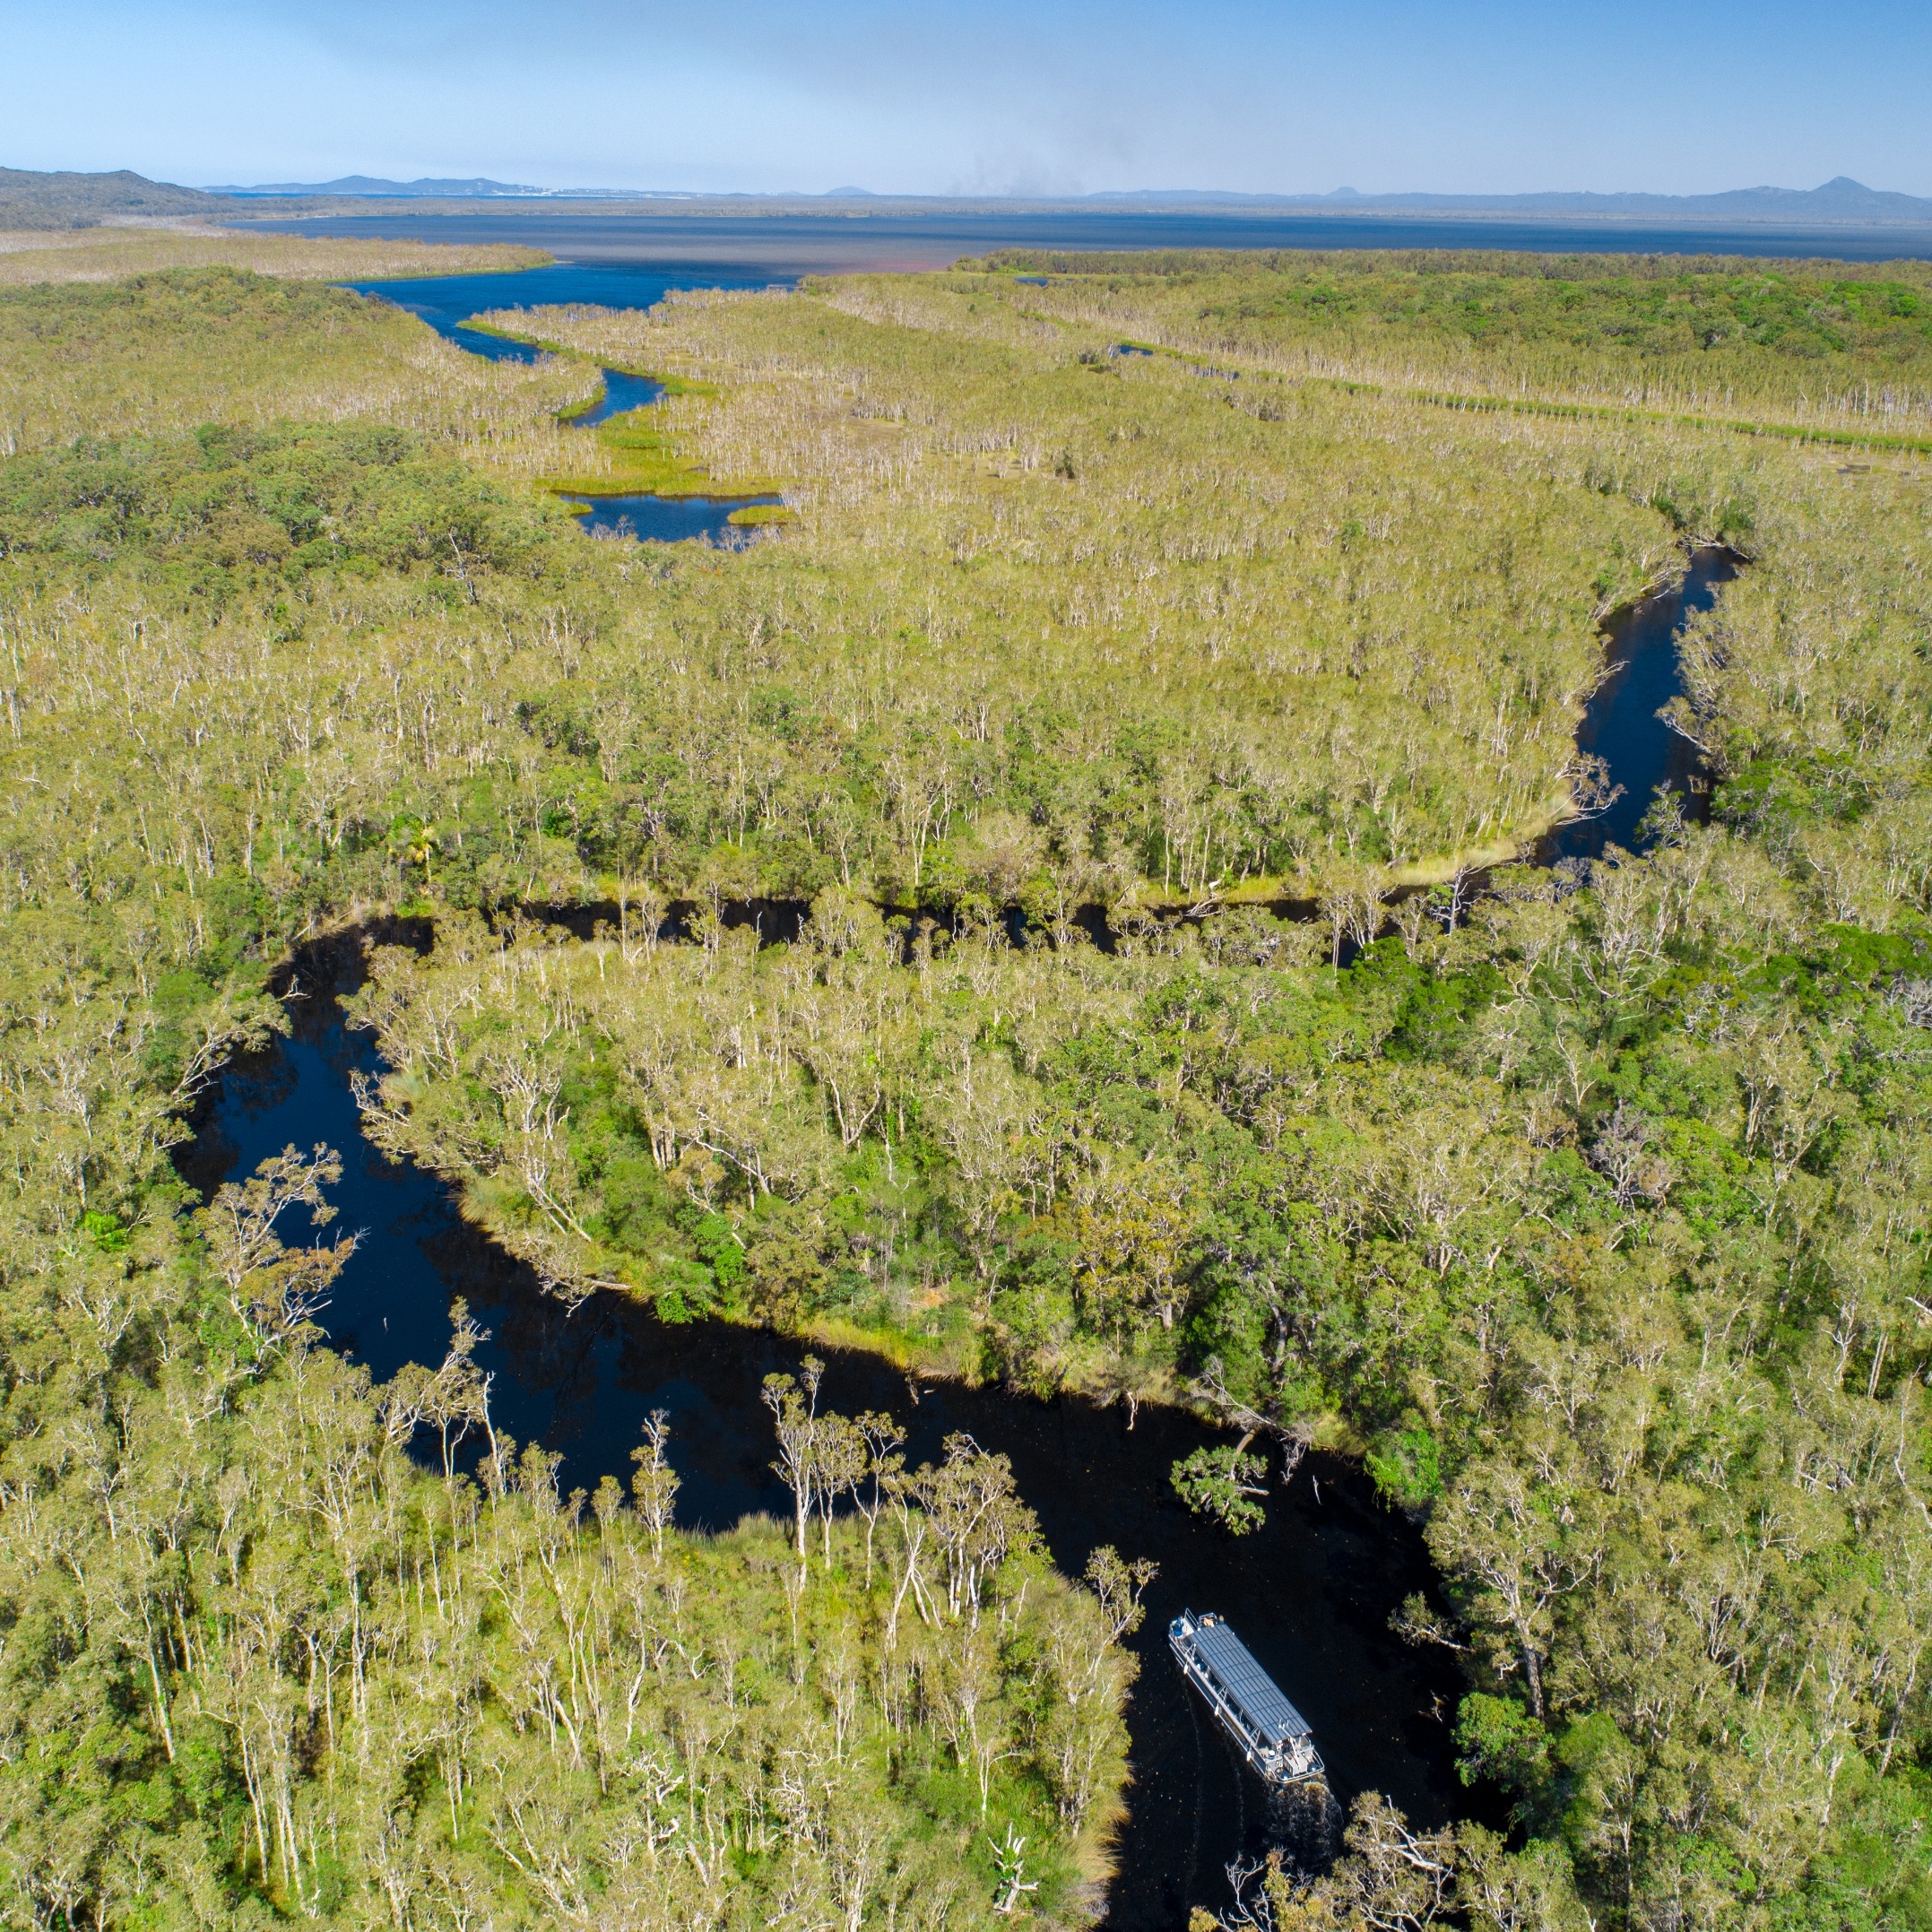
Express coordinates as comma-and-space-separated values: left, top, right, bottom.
0, 231, 1929, 1929
961, 248, 1932, 440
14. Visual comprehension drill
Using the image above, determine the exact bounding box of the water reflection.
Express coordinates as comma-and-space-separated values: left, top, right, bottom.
562, 490, 783, 544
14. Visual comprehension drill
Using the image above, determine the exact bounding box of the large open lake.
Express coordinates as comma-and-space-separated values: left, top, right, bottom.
247, 204, 1932, 271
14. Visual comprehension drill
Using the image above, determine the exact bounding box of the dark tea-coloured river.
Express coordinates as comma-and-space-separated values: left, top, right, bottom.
179, 936, 1465, 1928
1541, 548, 1737, 863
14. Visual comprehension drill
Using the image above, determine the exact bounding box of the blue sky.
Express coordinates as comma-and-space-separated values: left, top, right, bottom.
7, 0, 1930, 197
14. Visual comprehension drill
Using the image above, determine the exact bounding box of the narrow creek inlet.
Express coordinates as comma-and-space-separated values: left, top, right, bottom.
344, 262, 790, 546
342, 260, 786, 364
1541, 547, 1737, 864
558, 364, 783, 543
567, 366, 666, 425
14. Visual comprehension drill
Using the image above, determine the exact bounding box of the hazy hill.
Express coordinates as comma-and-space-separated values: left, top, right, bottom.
206, 175, 545, 197
204, 171, 1932, 225
0, 165, 230, 229
1239, 176, 1932, 224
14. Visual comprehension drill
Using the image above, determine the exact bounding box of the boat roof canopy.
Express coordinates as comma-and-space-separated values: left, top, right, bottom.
1187, 1616, 1313, 1744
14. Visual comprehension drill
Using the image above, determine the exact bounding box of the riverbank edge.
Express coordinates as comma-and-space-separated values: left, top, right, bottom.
457, 316, 793, 504
346, 267, 790, 505
194, 918, 1147, 1898
337, 246, 557, 284
1122, 540, 1737, 910
258, 906, 1380, 1466
266, 541, 1741, 1449
474, 297, 1726, 879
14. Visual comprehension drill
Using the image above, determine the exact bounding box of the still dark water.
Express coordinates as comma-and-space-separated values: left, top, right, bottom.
564, 490, 783, 543
180, 939, 1465, 1928
203, 230, 1731, 1918
1540, 548, 1737, 864
170, 538, 1732, 1926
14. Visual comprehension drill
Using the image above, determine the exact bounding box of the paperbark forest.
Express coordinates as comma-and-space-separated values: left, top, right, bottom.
0, 228, 1928, 1928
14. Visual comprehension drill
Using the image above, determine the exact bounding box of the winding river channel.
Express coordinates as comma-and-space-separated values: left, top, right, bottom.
342, 261, 784, 363
180, 939, 1462, 1924
189, 265, 1733, 1922
1541, 550, 1737, 863
346, 264, 786, 543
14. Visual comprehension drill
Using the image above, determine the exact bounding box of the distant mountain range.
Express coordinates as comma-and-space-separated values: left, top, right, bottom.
200, 172, 1932, 222
5, 165, 1932, 230
204, 176, 687, 200
205, 176, 554, 198
1079, 178, 1932, 223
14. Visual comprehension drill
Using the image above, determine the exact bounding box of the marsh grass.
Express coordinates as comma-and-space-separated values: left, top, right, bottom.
0, 264, 598, 474
486, 282, 1701, 877
0, 221, 547, 289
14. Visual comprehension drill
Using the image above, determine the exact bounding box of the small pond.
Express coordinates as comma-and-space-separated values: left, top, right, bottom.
562, 490, 784, 545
